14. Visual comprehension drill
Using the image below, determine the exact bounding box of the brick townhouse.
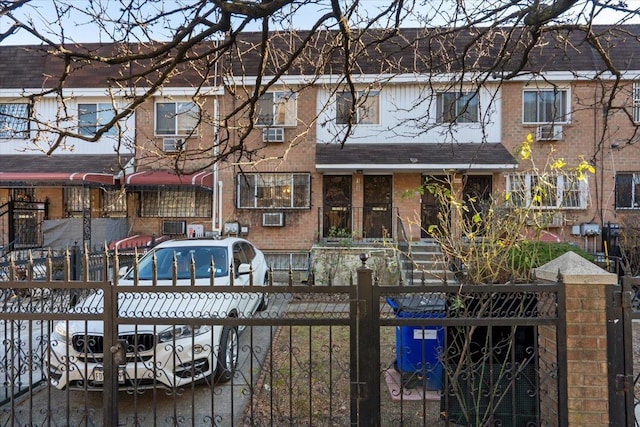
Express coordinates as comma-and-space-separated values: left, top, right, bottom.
1, 25, 639, 258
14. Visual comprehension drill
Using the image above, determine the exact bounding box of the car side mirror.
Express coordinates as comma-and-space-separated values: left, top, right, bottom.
118, 266, 130, 278
236, 263, 251, 277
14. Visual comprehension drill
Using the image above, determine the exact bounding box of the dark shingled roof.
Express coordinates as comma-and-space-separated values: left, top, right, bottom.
315, 143, 517, 172
0, 43, 218, 89
3, 25, 640, 89
225, 25, 640, 77
0, 154, 132, 174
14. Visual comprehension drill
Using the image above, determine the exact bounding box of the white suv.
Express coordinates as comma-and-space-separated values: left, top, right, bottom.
47, 237, 269, 390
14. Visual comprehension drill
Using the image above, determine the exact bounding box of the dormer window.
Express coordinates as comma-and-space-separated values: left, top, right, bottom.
522, 89, 569, 124
155, 101, 199, 136
256, 91, 297, 127
336, 90, 380, 125
436, 92, 479, 123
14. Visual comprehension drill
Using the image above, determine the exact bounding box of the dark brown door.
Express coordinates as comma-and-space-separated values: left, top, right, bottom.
421, 175, 448, 238
363, 175, 392, 239
463, 176, 492, 234
322, 175, 352, 238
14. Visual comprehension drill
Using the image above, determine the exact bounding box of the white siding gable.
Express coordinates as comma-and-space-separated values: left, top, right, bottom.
316, 83, 501, 144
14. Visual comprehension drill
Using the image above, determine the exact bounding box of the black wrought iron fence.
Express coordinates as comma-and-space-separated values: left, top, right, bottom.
0, 251, 565, 426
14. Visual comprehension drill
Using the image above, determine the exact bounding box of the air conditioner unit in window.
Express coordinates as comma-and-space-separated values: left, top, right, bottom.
262, 212, 284, 227
262, 128, 284, 143
536, 125, 563, 141
163, 138, 185, 152
162, 220, 186, 235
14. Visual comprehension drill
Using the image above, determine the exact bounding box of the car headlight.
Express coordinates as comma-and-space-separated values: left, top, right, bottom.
52, 322, 70, 343
158, 324, 212, 343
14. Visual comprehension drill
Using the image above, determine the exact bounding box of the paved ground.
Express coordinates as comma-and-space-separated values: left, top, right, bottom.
0, 294, 288, 427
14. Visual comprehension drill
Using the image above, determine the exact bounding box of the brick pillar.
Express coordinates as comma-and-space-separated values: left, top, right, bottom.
535, 251, 618, 427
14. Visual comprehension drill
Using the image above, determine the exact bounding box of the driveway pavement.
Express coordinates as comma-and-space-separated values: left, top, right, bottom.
2, 293, 288, 427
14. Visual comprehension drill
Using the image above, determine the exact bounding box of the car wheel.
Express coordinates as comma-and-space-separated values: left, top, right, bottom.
215, 325, 239, 383
256, 274, 269, 311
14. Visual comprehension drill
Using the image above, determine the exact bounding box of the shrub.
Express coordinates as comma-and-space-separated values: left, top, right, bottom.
507, 241, 593, 279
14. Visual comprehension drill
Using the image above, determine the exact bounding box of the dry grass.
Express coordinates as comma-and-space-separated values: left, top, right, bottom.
243, 324, 443, 426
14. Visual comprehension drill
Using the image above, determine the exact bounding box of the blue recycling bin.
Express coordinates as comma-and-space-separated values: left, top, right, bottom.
387, 294, 445, 390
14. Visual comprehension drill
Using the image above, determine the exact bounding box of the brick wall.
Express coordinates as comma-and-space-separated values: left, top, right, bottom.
564, 281, 610, 425
500, 80, 640, 247
535, 251, 619, 426
216, 85, 320, 251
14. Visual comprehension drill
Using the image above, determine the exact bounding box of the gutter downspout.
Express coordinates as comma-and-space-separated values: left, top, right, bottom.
212, 38, 221, 234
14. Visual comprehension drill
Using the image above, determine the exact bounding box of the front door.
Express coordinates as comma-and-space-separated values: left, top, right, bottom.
463, 176, 492, 233
322, 175, 352, 238
363, 175, 392, 239
421, 175, 448, 238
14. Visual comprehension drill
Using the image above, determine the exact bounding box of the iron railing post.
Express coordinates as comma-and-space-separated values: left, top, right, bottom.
103, 279, 118, 426
350, 253, 380, 426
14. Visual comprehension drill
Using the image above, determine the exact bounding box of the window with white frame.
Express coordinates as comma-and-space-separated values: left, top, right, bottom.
336, 90, 380, 125
522, 89, 569, 123
140, 188, 212, 217
101, 189, 127, 217
0, 103, 29, 138
155, 101, 199, 136
237, 173, 311, 209
633, 82, 640, 123
78, 103, 116, 136
506, 172, 587, 209
436, 92, 479, 123
615, 173, 640, 209
256, 91, 297, 126
64, 187, 90, 217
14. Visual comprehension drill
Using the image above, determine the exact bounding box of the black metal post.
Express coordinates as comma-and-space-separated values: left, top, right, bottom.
103, 280, 119, 426
350, 253, 380, 426
71, 243, 82, 281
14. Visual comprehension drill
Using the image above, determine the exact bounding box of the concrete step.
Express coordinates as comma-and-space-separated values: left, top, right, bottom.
401, 240, 457, 284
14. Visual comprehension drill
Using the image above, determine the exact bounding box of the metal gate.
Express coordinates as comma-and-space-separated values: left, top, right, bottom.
1, 251, 564, 426
0, 199, 48, 252
609, 276, 640, 427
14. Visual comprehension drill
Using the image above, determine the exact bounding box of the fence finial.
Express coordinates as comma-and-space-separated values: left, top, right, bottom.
359, 252, 369, 266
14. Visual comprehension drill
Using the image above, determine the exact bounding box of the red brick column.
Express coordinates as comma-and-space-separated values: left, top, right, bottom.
535, 251, 618, 426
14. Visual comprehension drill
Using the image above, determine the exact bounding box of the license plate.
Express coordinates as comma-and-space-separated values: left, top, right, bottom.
93, 367, 125, 384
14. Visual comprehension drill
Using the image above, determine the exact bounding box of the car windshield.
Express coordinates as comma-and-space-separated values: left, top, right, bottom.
131, 246, 229, 280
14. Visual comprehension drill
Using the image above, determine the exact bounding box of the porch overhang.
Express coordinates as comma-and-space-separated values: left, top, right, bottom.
125, 170, 213, 189
0, 172, 116, 185
0, 154, 132, 187
315, 142, 518, 173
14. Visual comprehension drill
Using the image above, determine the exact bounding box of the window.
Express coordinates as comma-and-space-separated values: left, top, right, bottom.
155, 102, 199, 136
101, 189, 127, 217
615, 173, 640, 209
336, 90, 380, 125
256, 92, 297, 126
522, 89, 569, 123
633, 82, 640, 123
506, 172, 587, 209
11, 188, 35, 202
436, 92, 479, 123
64, 187, 90, 217
237, 173, 311, 209
140, 188, 212, 217
0, 103, 29, 138
78, 103, 116, 136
